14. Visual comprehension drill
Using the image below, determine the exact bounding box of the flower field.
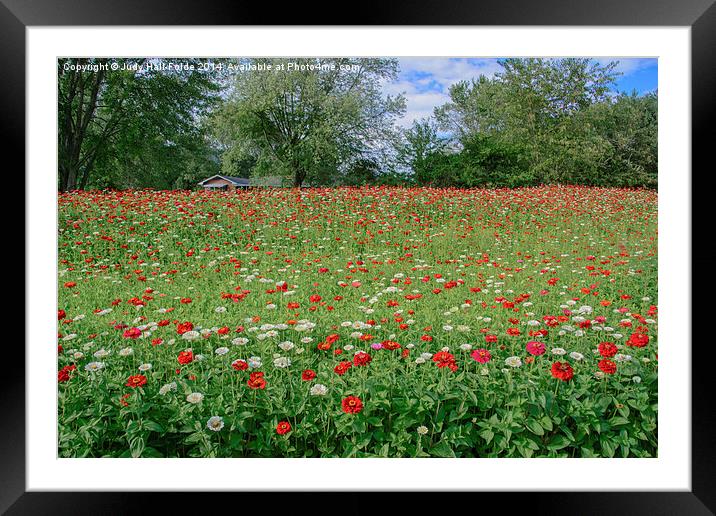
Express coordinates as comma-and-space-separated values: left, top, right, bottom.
57, 185, 658, 458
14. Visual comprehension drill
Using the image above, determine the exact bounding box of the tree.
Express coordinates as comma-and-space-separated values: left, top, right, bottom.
573, 90, 658, 187
212, 58, 406, 187
57, 58, 223, 191
434, 58, 621, 184
395, 118, 447, 183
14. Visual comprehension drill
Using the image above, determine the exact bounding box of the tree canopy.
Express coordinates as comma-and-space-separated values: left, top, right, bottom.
57, 57, 657, 191
211, 58, 406, 187
57, 58, 223, 191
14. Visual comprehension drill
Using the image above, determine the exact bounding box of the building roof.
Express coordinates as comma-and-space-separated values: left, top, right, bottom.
197, 175, 250, 186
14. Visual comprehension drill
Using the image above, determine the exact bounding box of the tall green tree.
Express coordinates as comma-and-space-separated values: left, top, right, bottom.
434, 58, 621, 184
57, 58, 223, 191
395, 118, 447, 183
212, 58, 406, 187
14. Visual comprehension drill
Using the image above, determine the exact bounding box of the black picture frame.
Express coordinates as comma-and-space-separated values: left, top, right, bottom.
6, 1, 715, 514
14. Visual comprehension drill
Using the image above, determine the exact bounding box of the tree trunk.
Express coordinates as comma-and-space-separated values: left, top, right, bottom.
293, 165, 306, 188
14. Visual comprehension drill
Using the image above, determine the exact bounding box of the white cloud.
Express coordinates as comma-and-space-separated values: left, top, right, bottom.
387, 58, 502, 128
594, 58, 656, 76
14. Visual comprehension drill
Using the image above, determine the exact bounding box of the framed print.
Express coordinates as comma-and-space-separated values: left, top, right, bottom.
7, 0, 715, 513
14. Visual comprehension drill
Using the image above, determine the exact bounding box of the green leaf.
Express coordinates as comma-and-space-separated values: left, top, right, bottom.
547, 435, 570, 451
143, 420, 164, 433
526, 419, 544, 436
431, 441, 456, 458
129, 436, 145, 458
610, 416, 630, 427
601, 439, 616, 458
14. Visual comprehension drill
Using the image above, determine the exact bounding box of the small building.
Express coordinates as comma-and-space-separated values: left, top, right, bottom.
197, 175, 250, 191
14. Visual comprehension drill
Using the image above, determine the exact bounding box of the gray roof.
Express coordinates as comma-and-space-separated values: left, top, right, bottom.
223, 176, 250, 186
198, 175, 250, 186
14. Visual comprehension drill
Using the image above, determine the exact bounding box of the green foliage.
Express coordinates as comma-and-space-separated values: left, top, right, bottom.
58, 58, 224, 191
418, 134, 529, 188
211, 58, 406, 187
433, 58, 656, 188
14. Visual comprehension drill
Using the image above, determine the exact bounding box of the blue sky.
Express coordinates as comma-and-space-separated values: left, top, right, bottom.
386, 58, 657, 127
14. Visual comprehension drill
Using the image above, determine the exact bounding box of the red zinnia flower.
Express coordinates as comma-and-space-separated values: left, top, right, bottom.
598, 341, 618, 358
341, 396, 364, 414
177, 321, 194, 335
598, 359, 617, 374
301, 369, 317, 381
58, 309, 66, 320
125, 374, 147, 388
334, 361, 352, 376
353, 352, 372, 367
247, 372, 266, 389
58, 364, 76, 383
382, 340, 401, 350
626, 333, 649, 348
177, 350, 194, 365
551, 361, 574, 382
123, 327, 142, 339
276, 421, 292, 435
232, 359, 249, 371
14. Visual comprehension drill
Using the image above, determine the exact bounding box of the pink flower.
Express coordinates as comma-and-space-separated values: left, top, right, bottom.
526, 340, 546, 356
470, 348, 492, 364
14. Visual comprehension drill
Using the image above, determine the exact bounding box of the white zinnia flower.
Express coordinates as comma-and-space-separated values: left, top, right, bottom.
417, 425, 429, 435
186, 392, 204, 404
310, 384, 328, 396
551, 347, 567, 356
84, 361, 105, 371
182, 331, 200, 341
505, 356, 522, 368
278, 341, 295, 351
93, 349, 110, 359
273, 356, 291, 368
206, 416, 225, 432
159, 382, 177, 395
215, 347, 229, 356
232, 337, 249, 346
138, 363, 152, 371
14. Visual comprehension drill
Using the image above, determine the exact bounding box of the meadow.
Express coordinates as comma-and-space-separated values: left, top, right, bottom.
57, 185, 658, 458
